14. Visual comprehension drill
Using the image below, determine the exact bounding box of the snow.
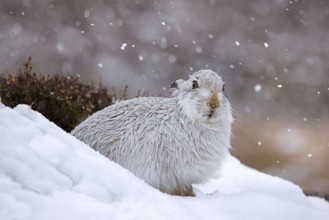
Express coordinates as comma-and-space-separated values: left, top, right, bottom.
120, 43, 127, 51
307, 153, 313, 158
168, 55, 177, 64
0, 103, 328, 220
195, 46, 203, 54
254, 84, 262, 92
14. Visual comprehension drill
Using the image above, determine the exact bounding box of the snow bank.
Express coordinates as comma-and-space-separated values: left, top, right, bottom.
0, 104, 328, 220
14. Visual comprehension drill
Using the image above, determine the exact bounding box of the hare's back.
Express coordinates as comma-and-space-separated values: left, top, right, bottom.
72, 96, 178, 145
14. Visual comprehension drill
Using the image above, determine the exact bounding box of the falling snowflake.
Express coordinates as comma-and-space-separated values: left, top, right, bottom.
120, 43, 127, 51
195, 47, 202, 54
168, 55, 177, 63
254, 84, 262, 92
84, 10, 90, 18
56, 42, 64, 53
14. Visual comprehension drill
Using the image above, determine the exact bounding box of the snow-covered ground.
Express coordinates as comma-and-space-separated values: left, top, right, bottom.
0, 103, 328, 220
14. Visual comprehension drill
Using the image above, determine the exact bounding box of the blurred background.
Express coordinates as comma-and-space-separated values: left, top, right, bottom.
0, 0, 328, 198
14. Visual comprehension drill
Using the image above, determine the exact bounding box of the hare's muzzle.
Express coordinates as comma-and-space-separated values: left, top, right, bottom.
207, 89, 220, 110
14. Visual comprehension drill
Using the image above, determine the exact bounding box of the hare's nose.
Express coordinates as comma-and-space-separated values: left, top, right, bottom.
207, 89, 220, 109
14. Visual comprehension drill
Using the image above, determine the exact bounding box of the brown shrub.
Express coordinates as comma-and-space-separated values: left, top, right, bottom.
0, 57, 113, 132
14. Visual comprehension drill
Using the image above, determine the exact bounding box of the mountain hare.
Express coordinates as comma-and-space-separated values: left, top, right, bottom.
71, 69, 233, 196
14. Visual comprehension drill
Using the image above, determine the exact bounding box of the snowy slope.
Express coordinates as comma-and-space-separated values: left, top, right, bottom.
0, 103, 328, 220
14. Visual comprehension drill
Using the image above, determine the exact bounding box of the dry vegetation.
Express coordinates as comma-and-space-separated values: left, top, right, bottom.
0, 58, 114, 132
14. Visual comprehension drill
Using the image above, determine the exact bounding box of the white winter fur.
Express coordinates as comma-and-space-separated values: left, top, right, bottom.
71, 69, 233, 196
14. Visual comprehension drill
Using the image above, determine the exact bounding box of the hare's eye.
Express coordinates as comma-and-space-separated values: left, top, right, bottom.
222, 84, 226, 92
192, 80, 199, 89
170, 82, 178, 89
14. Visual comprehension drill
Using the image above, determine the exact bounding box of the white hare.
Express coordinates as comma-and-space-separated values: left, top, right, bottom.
71, 69, 233, 196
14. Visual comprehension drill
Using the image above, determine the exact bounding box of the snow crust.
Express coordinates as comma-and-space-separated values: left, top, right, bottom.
0, 104, 328, 220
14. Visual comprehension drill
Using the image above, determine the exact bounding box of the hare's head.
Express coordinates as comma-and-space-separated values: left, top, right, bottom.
170, 69, 232, 125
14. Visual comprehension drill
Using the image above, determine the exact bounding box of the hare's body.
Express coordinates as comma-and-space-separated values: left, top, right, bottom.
71, 70, 233, 196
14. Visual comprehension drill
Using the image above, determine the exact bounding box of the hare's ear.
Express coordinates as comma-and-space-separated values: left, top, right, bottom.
169, 79, 185, 97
